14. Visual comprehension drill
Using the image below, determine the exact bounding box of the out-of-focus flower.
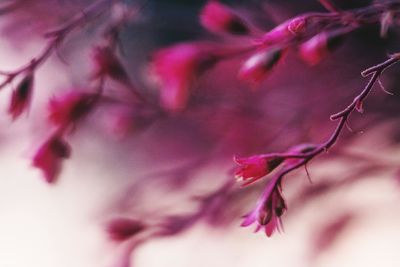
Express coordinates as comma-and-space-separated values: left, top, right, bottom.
261, 16, 307, 45
238, 48, 284, 86
234, 155, 283, 185
152, 43, 218, 112
200, 1, 250, 35
106, 217, 146, 242
241, 185, 286, 237
32, 134, 71, 183
8, 72, 34, 120
48, 91, 95, 127
92, 46, 130, 84
299, 29, 346, 65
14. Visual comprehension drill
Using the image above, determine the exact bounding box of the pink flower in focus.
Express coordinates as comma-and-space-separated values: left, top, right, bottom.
48, 91, 95, 127
234, 155, 283, 186
106, 217, 146, 242
32, 134, 71, 183
200, 1, 249, 35
8, 72, 34, 120
241, 185, 286, 237
299, 30, 345, 65
152, 43, 218, 112
238, 48, 284, 85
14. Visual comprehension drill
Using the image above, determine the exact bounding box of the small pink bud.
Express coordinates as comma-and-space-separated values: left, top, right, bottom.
355, 100, 364, 113
261, 16, 307, 45
8, 72, 34, 120
32, 134, 71, 183
200, 1, 249, 35
106, 217, 145, 242
299, 30, 345, 65
238, 48, 284, 85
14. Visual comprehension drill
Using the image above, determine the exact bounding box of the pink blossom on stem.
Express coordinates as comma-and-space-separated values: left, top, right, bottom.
238, 48, 284, 86
241, 184, 286, 237
234, 155, 283, 186
8, 72, 34, 120
299, 30, 346, 65
200, 1, 249, 35
152, 43, 218, 112
261, 16, 307, 46
48, 91, 95, 127
32, 134, 71, 183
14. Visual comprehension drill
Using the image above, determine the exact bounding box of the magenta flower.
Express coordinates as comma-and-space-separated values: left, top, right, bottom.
299, 30, 345, 65
238, 48, 284, 85
241, 185, 286, 237
32, 134, 71, 183
261, 16, 307, 45
48, 91, 95, 127
234, 155, 283, 186
106, 217, 146, 242
8, 72, 34, 120
152, 43, 218, 112
200, 1, 249, 35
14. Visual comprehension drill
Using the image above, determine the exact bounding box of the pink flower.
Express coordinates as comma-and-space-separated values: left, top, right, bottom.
152, 43, 218, 112
234, 155, 283, 186
200, 1, 249, 35
238, 48, 284, 85
261, 16, 307, 45
48, 91, 95, 127
92, 46, 130, 84
8, 72, 34, 120
241, 185, 286, 237
106, 217, 146, 242
32, 134, 71, 183
299, 30, 345, 65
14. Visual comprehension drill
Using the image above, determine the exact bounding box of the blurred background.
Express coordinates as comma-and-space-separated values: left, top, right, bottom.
0, 0, 400, 266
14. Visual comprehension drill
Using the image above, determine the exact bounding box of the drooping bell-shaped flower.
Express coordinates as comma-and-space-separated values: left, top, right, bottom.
234, 155, 284, 186
241, 185, 287, 237
32, 134, 71, 183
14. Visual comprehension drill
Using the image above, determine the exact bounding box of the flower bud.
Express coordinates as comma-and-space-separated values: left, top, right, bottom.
106, 217, 145, 242
200, 1, 249, 35
238, 48, 284, 85
299, 29, 346, 65
8, 72, 34, 120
